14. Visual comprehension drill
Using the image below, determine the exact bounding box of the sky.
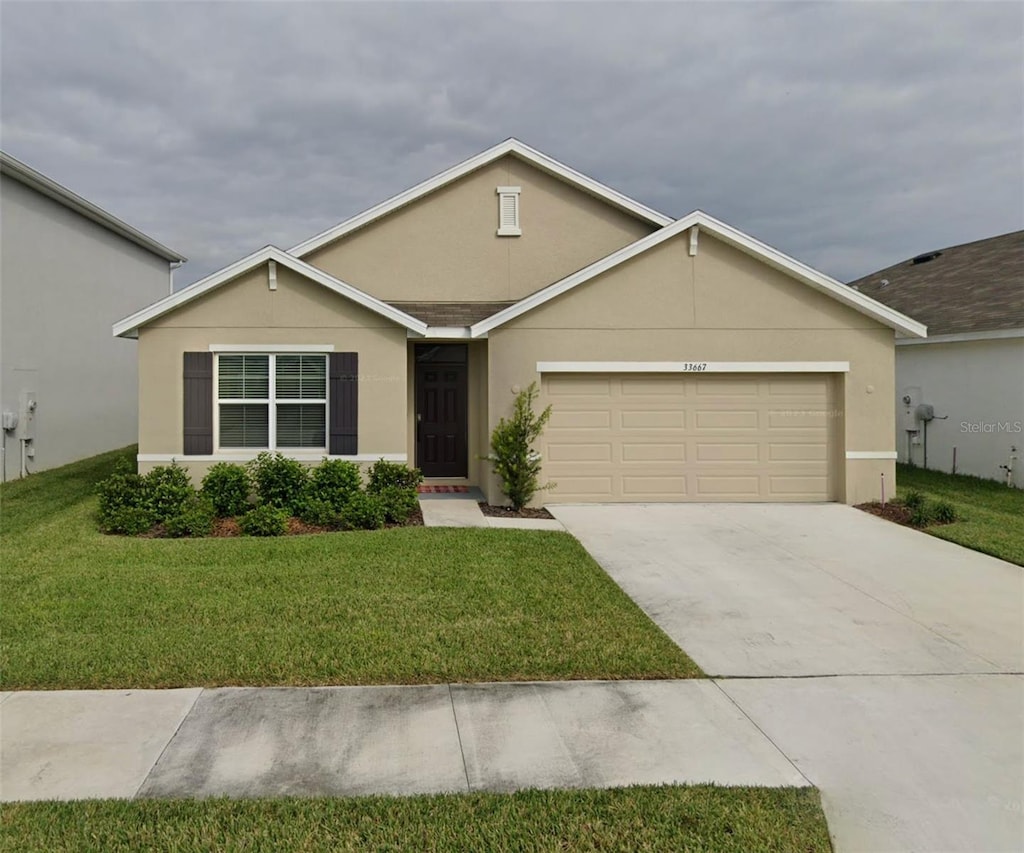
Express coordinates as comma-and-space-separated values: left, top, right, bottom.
2, 1, 1021, 288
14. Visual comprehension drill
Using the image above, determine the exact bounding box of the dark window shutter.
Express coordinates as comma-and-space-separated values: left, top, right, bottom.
183, 352, 213, 455
329, 352, 358, 455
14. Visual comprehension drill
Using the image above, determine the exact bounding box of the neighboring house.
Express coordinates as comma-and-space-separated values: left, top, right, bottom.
850, 231, 1023, 487
114, 138, 925, 506
0, 151, 186, 481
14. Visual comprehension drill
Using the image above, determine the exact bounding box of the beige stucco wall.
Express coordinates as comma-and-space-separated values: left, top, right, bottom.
137, 264, 408, 477
485, 232, 896, 505
303, 155, 656, 303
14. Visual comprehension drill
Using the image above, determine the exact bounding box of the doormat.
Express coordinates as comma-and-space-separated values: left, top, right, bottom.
417, 485, 470, 494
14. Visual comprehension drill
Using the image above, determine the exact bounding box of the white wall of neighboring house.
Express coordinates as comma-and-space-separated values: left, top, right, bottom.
895, 335, 1024, 487
0, 173, 174, 481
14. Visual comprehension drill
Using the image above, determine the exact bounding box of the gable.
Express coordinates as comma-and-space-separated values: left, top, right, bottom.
146, 263, 406, 331
500, 230, 888, 332
302, 154, 659, 303
474, 212, 927, 338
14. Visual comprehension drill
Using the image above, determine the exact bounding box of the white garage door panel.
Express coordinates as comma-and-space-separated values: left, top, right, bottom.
543, 373, 836, 502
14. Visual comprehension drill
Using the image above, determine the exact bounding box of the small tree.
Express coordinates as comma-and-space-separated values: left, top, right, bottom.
486, 382, 553, 510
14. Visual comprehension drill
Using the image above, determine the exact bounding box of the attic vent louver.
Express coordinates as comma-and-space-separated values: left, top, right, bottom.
911, 251, 942, 265
497, 186, 521, 236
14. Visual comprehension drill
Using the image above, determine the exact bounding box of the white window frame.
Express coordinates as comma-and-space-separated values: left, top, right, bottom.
214, 352, 329, 453
496, 186, 521, 236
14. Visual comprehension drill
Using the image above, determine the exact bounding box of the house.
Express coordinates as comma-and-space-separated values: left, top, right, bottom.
850, 231, 1023, 487
113, 138, 925, 505
1, 151, 186, 481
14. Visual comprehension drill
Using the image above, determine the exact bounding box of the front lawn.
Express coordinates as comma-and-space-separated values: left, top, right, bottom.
0, 448, 700, 689
896, 464, 1024, 565
0, 786, 831, 853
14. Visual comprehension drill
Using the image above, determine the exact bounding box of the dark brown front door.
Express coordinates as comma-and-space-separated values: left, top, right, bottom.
415, 345, 468, 478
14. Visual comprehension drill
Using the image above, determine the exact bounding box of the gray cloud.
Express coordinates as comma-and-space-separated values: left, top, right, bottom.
2, 1, 1020, 286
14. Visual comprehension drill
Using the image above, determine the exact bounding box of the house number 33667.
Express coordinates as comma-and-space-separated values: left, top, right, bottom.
682, 362, 708, 371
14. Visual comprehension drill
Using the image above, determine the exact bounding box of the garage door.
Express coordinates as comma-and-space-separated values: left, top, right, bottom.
541, 373, 838, 502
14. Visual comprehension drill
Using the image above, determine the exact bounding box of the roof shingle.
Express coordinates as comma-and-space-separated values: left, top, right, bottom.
848, 231, 1024, 336
387, 301, 516, 327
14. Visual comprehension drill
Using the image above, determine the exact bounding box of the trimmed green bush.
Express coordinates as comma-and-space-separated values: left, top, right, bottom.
247, 452, 308, 513
165, 495, 217, 538
932, 500, 958, 524
339, 491, 386, 530
295, 495, 339, 527
239, 504, 289, 537
100, 505, 156, 536
141, 465, 194, 522
201, 463, 251, 517
486, 381, 553, 511
909, 504, 934, 528
377, 485, 419, 524
903, 489, 926, 510
308, 459, 362, 511
96, 458, 146, 521
367, 459, 423, 493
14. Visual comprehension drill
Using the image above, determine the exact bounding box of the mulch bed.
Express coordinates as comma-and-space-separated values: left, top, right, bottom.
478, 502, 555, 520
856, 501, 915, 526
141, 509, 424, 539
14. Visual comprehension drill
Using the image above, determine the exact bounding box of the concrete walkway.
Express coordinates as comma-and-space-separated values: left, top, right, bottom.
419, 489, 564, 530
0, 680, 805, 802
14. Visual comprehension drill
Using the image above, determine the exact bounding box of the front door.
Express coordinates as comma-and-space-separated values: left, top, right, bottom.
415, 344, 468, 478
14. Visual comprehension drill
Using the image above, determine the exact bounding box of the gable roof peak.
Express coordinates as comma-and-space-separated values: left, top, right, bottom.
288, 138, 673, 257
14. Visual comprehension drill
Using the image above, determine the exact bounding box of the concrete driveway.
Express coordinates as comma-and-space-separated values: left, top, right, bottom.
553, 503, 1024, 853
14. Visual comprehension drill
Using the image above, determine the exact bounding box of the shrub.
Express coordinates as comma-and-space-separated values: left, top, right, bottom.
485, 381, 553, 511
239, 504, 290, 537
932, 501, 958, 524
201, 463, 251, 517
903, 489, 926, 510
141, 465, 194, 522
247, 452, 308, 513
165, 495, 217, 538
339, 491, 386, 530
367, 459, 423, 493
295, 495, 339, 527
909, 504, 934, 528
376, 485, 419, 524
100, 505, 156, 536
308, 459, 363, 511
96, 458, 146, 522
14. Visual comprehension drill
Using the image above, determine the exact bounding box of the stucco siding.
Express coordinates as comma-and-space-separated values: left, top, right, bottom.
485, 232, 897, 505
137, 264, 408, 472
0, 174, 169, 480
303, 155, 656, 303
895, 338, 1024, 485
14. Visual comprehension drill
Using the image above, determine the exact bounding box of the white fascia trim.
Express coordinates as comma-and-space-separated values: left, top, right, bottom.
0, 151, 186, 262
210, 344, 335, 352
407, 326, 479, 340
138, 453, 407, 464
287, 138, 674, 257
845, 451, 898, 460
112, 246, 428, 338
895, 328, 1024, 346
472, 211, 928, 339
536, 361, 851, 373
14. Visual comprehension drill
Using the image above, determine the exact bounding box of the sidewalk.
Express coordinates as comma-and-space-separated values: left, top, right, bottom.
0, 680, 806, 801
418, 489, 564, 530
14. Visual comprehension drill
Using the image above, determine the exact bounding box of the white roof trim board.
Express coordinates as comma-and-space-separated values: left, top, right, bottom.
112, 246, 428, 338
288, 138, 674, 257
470, 211, 928, 339
1, 151, 186, 263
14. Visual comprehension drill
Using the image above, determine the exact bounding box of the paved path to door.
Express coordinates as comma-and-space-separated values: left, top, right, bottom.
1, 681, 804, 802
553, 503, 1024, 853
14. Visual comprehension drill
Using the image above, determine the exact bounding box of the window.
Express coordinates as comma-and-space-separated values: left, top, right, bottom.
217, 353, 327, 450
496, 186, 521, 236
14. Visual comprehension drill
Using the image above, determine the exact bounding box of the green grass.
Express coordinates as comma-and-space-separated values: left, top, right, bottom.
0, 448, 700, 689
897, 464, 1024, 565
0, 786, 831, 852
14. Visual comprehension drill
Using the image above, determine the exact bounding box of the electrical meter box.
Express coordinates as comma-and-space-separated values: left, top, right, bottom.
15, 391, 37, 440
915, 403, 935, 423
